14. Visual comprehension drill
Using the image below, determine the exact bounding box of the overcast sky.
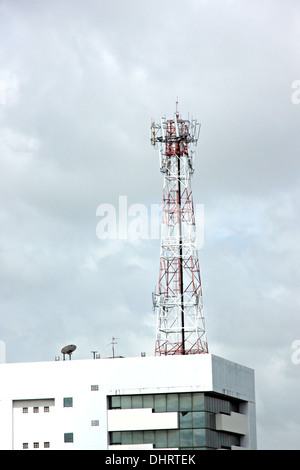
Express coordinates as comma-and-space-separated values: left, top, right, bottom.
1, 0, 300, 449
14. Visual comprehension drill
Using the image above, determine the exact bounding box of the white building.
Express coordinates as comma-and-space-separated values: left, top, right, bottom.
0, 353, 256, 450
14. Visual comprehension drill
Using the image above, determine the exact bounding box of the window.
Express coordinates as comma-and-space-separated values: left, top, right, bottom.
22, 407, 28, 414
180, 429, 192, 447
179, 411, 193, 428
179, 393, 192, 412
64, 433, 74, 443
63, 397, 73, 407
91, 385, 99, 391
192, 393, 205, 411
44, 442, 50, 448
109, 429, 206, 449
33, 442, 39, 448
155, 430, 167, 448
167, 394, 178, 412
23, 443, 28, 449
193, 429, 205, 447
167, 430, 180, 448
121, 431, 132, 445
44, 406, 50, 413
143, 430, 154, 444
110, 431, 121, 445
132, 430, 143, 445
132, 395, 143, 409
110, 396, 121, 409
91, 420, 99, 426
120, 395, 131, 409
193, 411, 206, 428
143, 394, 154, 410
33, 407, 39, 413
154, 394, 166, 412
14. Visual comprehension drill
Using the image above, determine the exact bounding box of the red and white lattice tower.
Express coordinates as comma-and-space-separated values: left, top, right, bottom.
151, 104, 208, 356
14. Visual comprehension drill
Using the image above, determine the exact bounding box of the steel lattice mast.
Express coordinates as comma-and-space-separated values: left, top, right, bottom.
151, 104, 208, 356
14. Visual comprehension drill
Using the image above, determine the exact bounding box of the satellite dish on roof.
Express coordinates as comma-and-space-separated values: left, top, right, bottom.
61, 344, 77, 360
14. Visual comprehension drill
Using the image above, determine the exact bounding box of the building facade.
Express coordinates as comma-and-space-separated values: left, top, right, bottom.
0, 354, 256, 450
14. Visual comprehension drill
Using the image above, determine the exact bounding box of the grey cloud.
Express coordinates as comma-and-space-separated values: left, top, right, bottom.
0, 0, 300, 449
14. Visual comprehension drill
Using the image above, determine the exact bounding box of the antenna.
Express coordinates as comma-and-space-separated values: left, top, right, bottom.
61, 344, 77, 360
150, 106, 208, 356
91, 350, 98, 359
107, 337, 119, 358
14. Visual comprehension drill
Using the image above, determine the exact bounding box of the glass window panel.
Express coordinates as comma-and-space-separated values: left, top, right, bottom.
111, 396, 121, 409
110, 432, 121, 444
180, 429, 193, 447
179, 393, 192, 412
167, 430, 180, 448
193, 412, 206, 428
132, 431, 144, 444
143, 395, 154, 409
155, 430, 167, 448
121, 396, 132, 409
132, 395, 143, 409
122, 432, 133, 445
144, 430, 155, 444
192, 393, 205, 411
179, 411, 193, 428
154, 394, 166, 412
167, 394, 178, 412
64, 433, 73, 443
63, 397, 73, 408
193, 428, 206, 447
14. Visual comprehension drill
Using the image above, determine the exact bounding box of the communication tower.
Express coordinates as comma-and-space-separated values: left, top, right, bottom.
151, 104, 208, 356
